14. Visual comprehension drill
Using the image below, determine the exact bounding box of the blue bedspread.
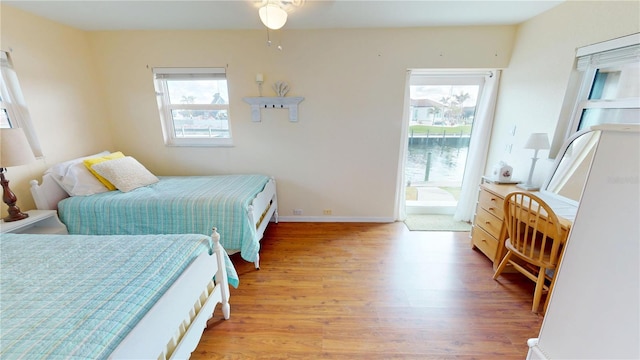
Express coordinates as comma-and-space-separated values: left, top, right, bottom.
0, 233, 238, 359
58, 174, 271, 262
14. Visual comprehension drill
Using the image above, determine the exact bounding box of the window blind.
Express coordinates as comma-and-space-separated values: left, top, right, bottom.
576, 44, 640, 71
153, 67, 226, 80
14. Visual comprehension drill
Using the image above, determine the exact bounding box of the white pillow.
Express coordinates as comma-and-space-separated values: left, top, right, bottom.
91, 156, 159, 192
60, 162, 110, 196
45, 151, 110, 196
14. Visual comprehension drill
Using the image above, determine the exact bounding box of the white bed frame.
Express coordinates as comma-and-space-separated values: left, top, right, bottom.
30, 174, 279, 269
111, 228, 230, 359
248, 176, 278, 268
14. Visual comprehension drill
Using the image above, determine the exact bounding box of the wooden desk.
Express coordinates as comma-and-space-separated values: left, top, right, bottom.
471, 183, 574, 269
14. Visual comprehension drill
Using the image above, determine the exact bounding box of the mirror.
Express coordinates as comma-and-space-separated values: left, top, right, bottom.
541, 128, 601, 204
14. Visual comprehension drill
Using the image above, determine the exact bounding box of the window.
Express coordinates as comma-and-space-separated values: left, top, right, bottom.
0, 94, 12, 128
153, 67, 232, 147
0, 50, 42, 156
551, 33, 640, 157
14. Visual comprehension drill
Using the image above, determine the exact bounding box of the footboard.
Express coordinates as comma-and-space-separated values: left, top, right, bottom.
248, 176, 278, 237
109, 230, 230, 360
245, 177, 278, 269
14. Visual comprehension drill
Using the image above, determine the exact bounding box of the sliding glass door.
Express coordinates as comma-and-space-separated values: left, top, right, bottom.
404, 72, 485, 215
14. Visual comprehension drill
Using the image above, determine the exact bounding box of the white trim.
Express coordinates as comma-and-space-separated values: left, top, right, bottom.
152, 67, 226, 75
577, 98, 640, 109
591, 123, 640, 132
576, 33, 640, 57
576, 44, 639, 71
164, 137, 233, 147
409, 69, 493, 86
278, 216, 395, 223
409, 68, 495, 77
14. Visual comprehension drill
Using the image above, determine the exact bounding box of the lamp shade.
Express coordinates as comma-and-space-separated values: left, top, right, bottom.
524, 133, 550, 150
0, 128, 36, 168
259, 4, 288, 30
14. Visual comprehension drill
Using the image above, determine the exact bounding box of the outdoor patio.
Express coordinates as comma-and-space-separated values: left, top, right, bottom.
406, 182, 460, 214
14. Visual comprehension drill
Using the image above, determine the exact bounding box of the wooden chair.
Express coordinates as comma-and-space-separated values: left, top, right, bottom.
493, 191, 564, 313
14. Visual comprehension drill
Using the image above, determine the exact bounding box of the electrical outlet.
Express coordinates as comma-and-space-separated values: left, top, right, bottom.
293, 209, 303, 215
323, 209, 332, 215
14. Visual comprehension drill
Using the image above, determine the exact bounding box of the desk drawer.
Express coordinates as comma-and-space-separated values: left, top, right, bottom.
475, 208, 502, 239
478, 189, 504, 218
472, 225, 498, 260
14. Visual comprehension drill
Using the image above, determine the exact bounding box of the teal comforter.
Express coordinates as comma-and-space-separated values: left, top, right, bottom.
59, 174, 271, 263
0, 233, 238, 359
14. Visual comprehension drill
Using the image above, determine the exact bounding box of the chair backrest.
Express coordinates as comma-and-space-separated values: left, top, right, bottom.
503, 191, 564, 268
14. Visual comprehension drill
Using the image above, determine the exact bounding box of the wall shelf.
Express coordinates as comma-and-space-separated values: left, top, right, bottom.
243, 97, 304, 122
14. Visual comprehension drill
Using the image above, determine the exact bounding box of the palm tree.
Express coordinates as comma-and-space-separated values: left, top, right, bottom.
180, 96, 196, 118
453, 92, 470, 106
453, 92, 471, 123
181, 95, 196, 104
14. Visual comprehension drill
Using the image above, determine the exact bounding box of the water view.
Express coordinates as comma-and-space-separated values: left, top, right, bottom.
406, 139, 469, 186
406, 80, 479, 206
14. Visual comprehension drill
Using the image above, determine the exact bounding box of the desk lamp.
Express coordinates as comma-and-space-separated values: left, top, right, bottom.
517, 132, 550, 191
0, 128, 36, 221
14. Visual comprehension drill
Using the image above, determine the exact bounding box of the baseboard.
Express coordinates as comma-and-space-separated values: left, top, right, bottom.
278, 216, 395, 223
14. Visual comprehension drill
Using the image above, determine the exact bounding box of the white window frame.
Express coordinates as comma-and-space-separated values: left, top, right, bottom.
0, 50, 42, 157
153, 67, 232, 147
550, 33, 640, 157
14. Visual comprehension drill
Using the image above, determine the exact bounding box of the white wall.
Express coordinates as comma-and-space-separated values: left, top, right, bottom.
2, 1, 639, 220
87, 27, 515, 220
488, 1, 640, 187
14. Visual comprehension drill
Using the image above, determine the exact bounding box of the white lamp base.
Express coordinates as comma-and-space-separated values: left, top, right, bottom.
516, 183, 540, 191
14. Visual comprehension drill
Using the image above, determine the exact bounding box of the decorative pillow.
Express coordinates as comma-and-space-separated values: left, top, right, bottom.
91, 156, 159, 192
83, 151, 125, 190
44, 151, 111, 196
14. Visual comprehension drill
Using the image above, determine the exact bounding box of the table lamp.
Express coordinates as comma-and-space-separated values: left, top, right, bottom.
517, 132, 550, 191
0, 128, 36, 222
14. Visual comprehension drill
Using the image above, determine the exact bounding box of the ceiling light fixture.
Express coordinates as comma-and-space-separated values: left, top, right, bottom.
259, 3, 288, 30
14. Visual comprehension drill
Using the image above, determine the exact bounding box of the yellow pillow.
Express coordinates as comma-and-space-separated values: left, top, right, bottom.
83, 151, 125, 190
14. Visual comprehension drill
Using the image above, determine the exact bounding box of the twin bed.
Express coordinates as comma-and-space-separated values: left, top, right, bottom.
1, 230, 235, 359
30, 160, 278, 269
1, 152, 280, 358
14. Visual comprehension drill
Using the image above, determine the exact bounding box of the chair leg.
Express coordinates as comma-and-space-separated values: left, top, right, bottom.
493, 251, 512, 280
532, 267, 546, 313
542, 269, 557, 314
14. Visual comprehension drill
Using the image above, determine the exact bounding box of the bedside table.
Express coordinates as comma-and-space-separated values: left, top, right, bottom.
0, 210, 68, 234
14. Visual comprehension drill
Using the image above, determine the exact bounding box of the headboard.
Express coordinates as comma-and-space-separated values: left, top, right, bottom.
30, 173, 70, 210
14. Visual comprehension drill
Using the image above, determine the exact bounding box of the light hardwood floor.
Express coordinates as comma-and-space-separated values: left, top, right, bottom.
192, 222, 543, 359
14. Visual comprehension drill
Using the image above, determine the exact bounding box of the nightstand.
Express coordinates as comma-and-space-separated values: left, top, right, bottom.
0, 210, 68, 234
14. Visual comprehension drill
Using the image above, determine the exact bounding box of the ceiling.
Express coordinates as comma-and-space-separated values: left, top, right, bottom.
4, 0, 564, 31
